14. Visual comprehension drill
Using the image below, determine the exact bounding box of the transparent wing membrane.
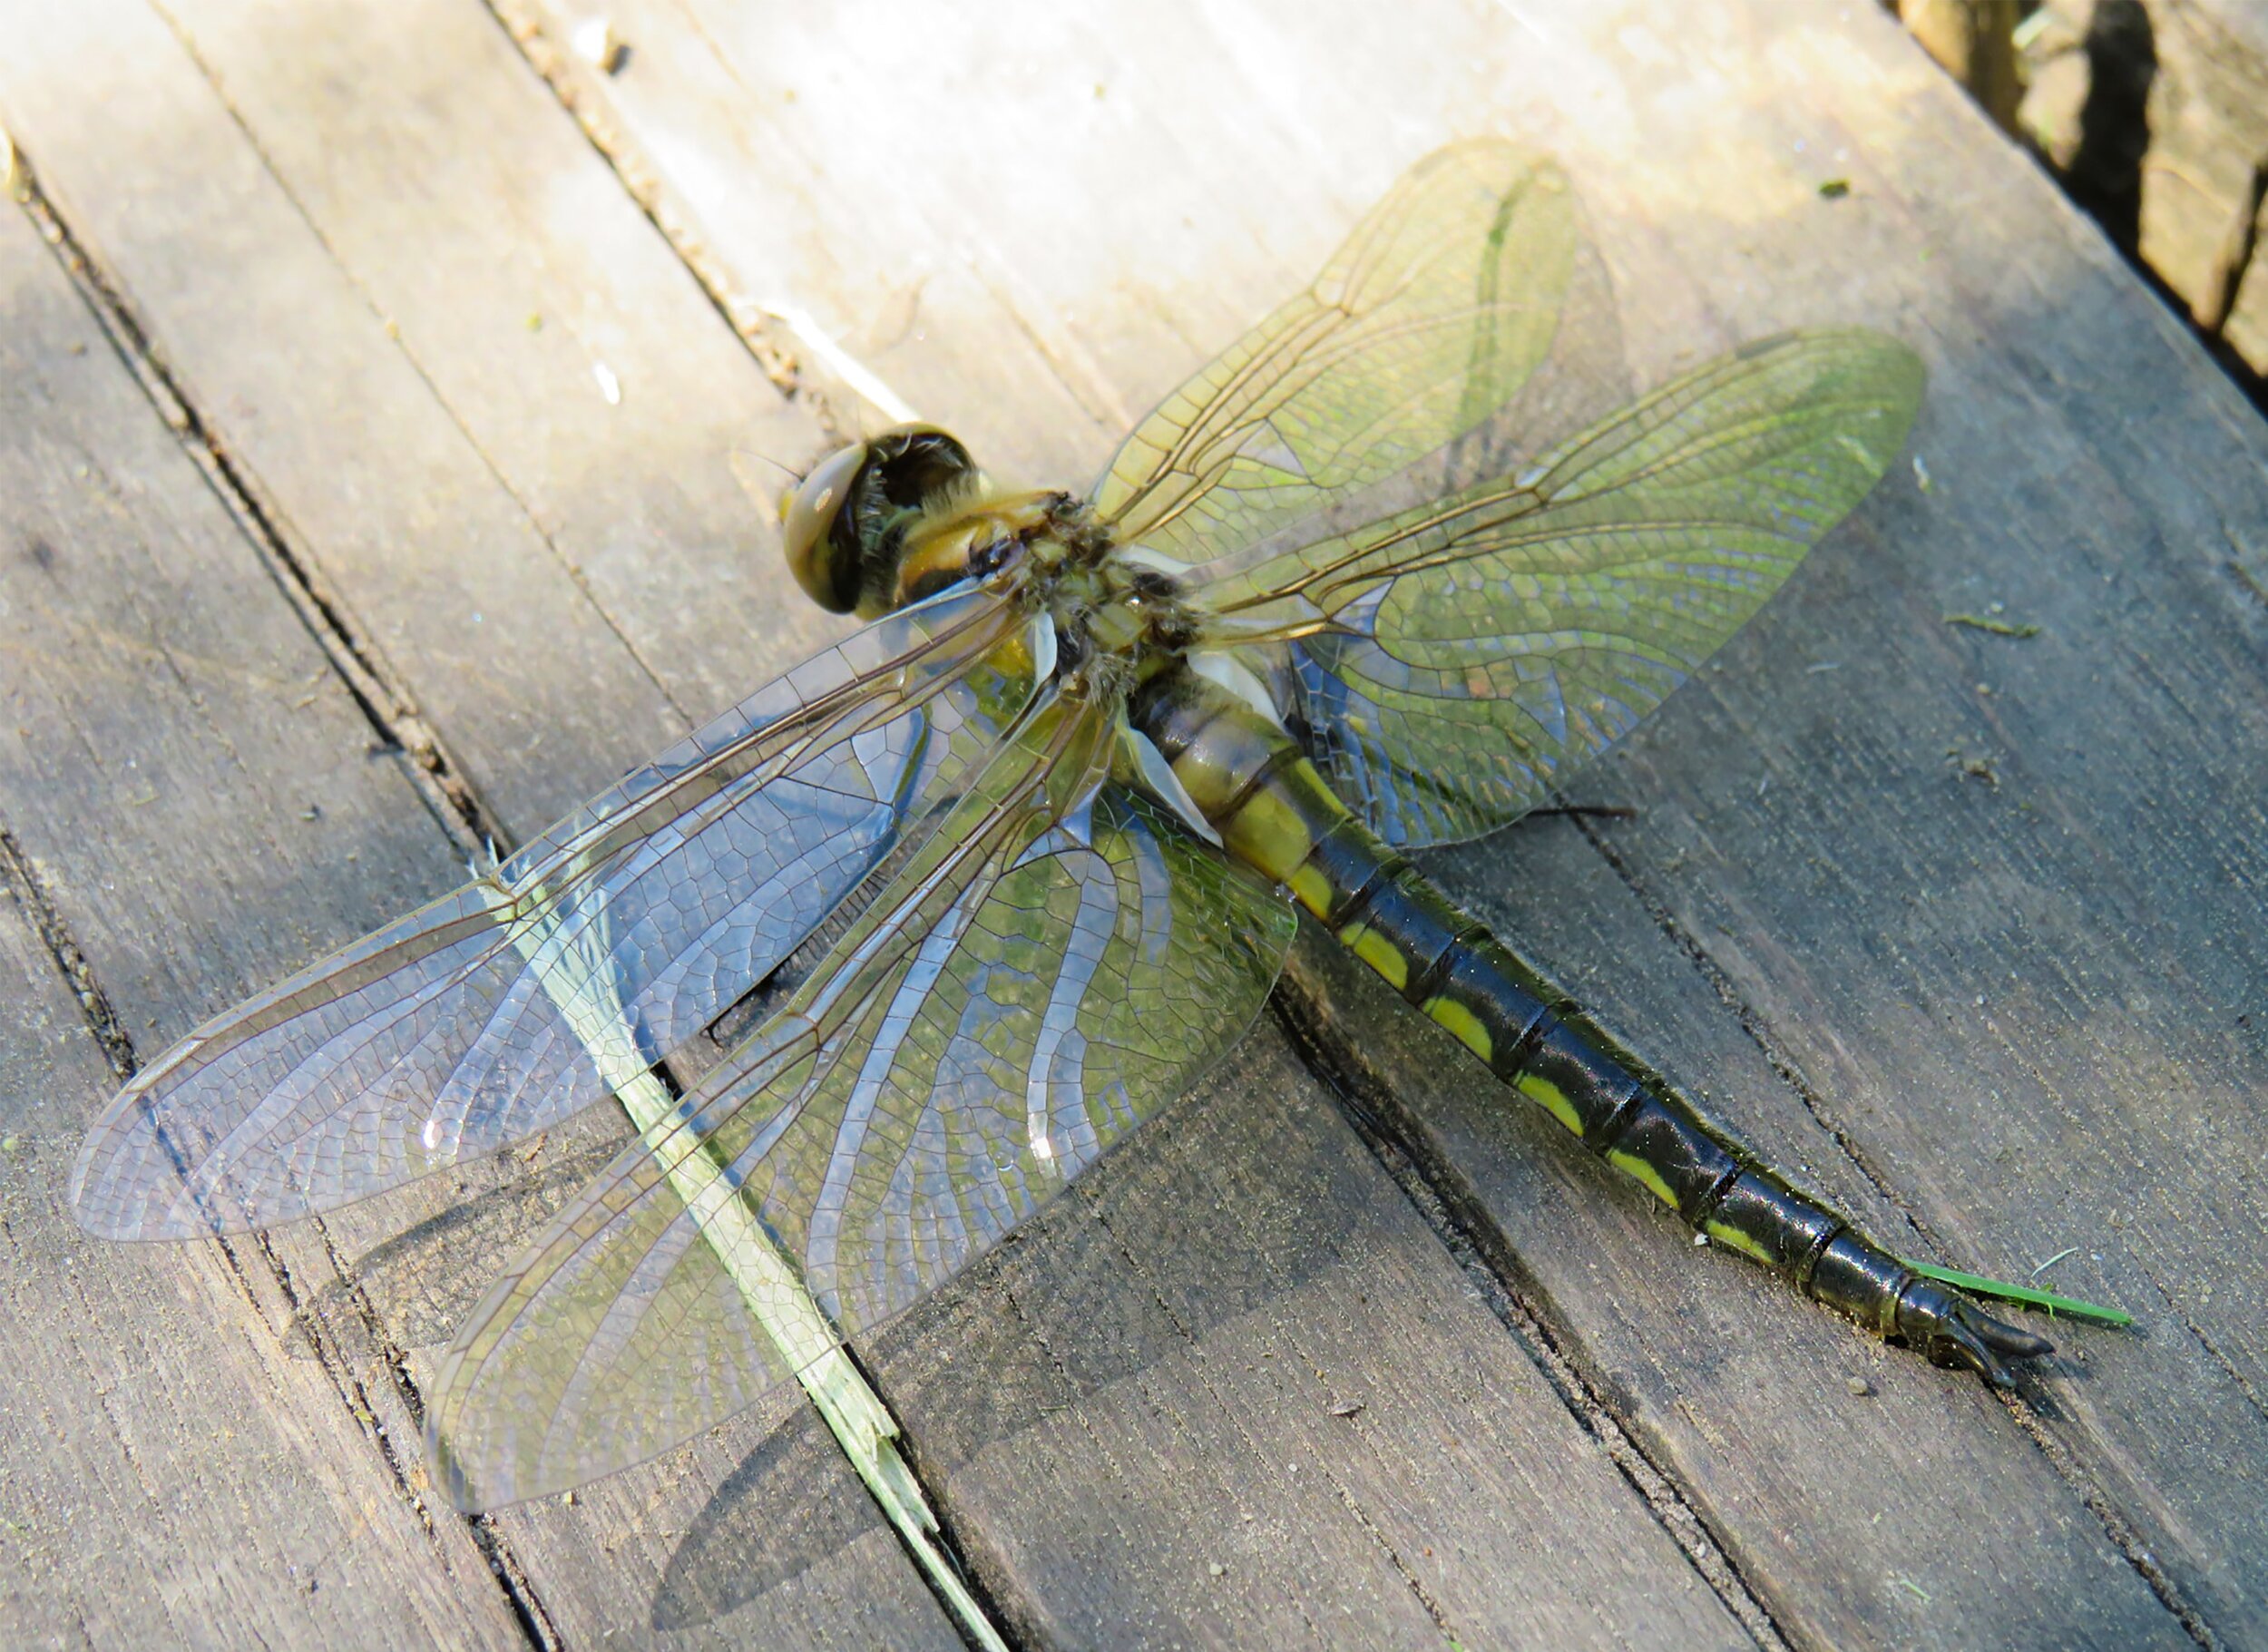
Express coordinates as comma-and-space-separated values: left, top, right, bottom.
74, 137, 1943, 1513
1092, 141, 1580, 565
1267, 330, 1924, 844
428, 697, 1294, 1508
72, 585, 1036, 1238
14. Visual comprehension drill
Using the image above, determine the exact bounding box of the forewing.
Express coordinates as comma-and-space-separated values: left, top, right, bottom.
1091, 140, 1579, 563
426, 735, 1295, 1509
1275, 330, 1924, 845
72, 583, 1037, 1239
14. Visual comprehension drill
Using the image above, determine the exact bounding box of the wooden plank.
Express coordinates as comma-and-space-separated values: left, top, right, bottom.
0, 197, 527, 1650
494, 0, 2259, 1643
2019, 0, 2268, 375
2, 0, 677, 839
0, 0, 1757, 1641
2137, 0, 2268, 367
869, 1039, 1753, 1649
0, 2, 966, 1644
119, 0, 1769, 1633
1285, 872, 2191, 1651
1480, 9, 2268, 1641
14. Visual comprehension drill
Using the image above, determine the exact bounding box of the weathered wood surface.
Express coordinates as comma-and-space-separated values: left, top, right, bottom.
0, 196, 530, 1652
2, 0, 1811, 1647
503, 0, 2268, 1645
0, 0, 2263, 1648
2021, 0, 2268, 375
0, 1, 953, 1645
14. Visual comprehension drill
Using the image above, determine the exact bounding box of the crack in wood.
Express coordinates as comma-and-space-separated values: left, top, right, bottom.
298, 1211, 571, 1652
1268, 985, 1794, 1652
0, 829, 135, 1082
0, 820, 558, 1648
15, 128, 1015, 1650
7, 150, 493, 860
5, 152, 572, 1648
478, 0, 850, 443
142, 0, 699, 738
1564, 809, 1943, 1253
1994, 1385, 2222, 1651
1561, 816, 2228, 1652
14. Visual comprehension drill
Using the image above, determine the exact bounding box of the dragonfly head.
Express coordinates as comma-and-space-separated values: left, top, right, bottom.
778, 425, 981, 614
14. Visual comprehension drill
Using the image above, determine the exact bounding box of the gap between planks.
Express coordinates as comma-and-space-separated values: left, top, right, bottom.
1271, 982, 1793, 1652
3, 156, 571, 1652
1560, 811, 2224, 1652
5, 129, 1022, 1652
460, 3, 2268, 1644
479, 0, 850, 440
460, 4, 1836, 1641
141, 0, 695, 739
19, 6, 2195, 1647
432, 2, 2220, 1641
6, 152, 484, 858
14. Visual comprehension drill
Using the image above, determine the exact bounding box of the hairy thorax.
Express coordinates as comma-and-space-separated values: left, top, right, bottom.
893, 486, 1205, 702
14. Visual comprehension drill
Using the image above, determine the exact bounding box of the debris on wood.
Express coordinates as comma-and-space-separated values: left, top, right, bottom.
1946, 747, 2002, 787
1944, 611, 2041, 637
571, 16, 629, 74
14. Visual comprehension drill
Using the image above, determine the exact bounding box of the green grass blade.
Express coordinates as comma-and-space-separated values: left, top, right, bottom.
1901, 1257, 2135, 1326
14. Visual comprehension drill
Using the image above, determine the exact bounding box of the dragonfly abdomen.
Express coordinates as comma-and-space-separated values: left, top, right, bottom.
1136, 667, 2051, 1380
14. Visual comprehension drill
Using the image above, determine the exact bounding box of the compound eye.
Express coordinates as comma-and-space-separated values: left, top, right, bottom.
779, 441, 870, 612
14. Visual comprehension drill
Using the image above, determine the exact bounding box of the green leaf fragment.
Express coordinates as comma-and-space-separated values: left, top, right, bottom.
1901, 1257, 2135, 1326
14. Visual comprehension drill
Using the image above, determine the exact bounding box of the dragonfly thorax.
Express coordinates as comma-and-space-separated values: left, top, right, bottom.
777, 425, 1207, 695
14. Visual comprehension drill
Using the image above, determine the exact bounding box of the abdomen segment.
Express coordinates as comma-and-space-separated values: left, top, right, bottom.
1136, 669, 2049, 1382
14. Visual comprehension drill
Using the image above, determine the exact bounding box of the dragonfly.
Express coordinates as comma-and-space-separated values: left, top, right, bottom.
71, 140, 2099, 1515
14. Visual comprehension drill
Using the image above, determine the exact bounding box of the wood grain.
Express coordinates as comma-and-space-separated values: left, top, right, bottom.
0, 0, 960, 1642
4, 0, 2263, 1643
495, 0, 2267, 1643
867, 1039, 1753, 1649
0, 0, 1777, 1643
0, 192, 528, 1651
2022, 0, 2268, 374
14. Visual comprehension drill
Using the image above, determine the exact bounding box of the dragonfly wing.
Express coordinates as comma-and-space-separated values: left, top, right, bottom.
426, 702, 1295, 1509
72, 584, 1038, 1239
1090, 139, 1584, 564
1274, 330, 1924, 846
